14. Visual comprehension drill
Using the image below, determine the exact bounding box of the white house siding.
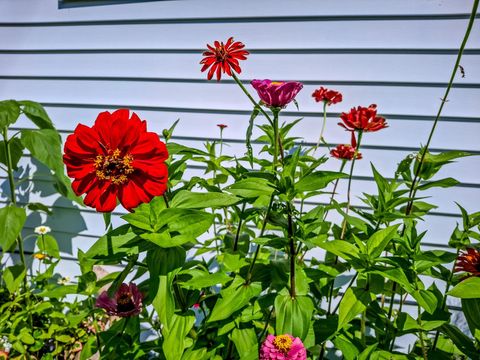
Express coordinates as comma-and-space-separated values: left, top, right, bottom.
0, 0, 479, 335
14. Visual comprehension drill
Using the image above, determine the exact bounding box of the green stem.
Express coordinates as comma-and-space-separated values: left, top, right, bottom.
323, 160, 347, 221
405, 0, 479, 216
245, 195, 275, 284
314, 101, 328, 152
273, 110, 279, 170
233, 202, 246, 252
2, 128, 28, 290
330, 272, 358, 315
287, 202, 296, 298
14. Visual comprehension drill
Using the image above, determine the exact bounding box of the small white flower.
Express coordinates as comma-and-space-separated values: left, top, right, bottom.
34, 226, 51, 235
57, 276, 71, 285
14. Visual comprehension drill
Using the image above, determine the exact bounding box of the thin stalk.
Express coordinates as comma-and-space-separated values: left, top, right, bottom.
389, 0, 478, 349
233, 202, 246, 252
2, 128, 28, 290
272, 110, 279, 170
323, 160, 347, 221
417, 303, 429, 360
232, 73, 273, 124
314, 101, 328, 152
340, 130, 363, 240
287, 202, 296, 298
331, 272, 358, 315
245, 195, 275, 284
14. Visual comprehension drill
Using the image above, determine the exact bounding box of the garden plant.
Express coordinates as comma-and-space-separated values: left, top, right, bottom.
0, 1, 480, 359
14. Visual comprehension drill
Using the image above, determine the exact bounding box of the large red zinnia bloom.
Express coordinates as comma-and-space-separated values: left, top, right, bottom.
251, 79, 303, 108
312, 87, 343, 106
330, 144, 362, 161
200, 37, 249, 81
63, 109, 168, 212
455, 248, 480, 277
339, 104, 387, 132
96, 283, 143, 317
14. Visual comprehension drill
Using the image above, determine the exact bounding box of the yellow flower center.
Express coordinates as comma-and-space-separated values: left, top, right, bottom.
273, 335, 293, 353
270, 81, 284, 86
94, 148, 134, 185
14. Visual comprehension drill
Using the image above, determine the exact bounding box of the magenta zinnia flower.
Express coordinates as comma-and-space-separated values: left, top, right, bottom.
251, 80, 303, 108
260, 334, 307, 360
96, 283, 143, 317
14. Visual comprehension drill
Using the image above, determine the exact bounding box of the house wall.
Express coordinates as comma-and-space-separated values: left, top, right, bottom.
0, 0, 479, 329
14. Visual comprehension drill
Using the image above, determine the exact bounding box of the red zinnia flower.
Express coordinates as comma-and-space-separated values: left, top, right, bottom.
217, 124, 228, 130
455, 248, 480, 277
339, 104, 387, 132
312, 87, 343, 105
200, 37, 249, 81
0, 350, 9, 360
63, 109, 168, 212
96, 283, 143, 317
251, 79, 303, 108
330, 144, 362, 161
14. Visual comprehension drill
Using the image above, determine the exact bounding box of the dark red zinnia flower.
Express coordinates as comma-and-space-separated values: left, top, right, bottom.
455, 248, 480, 277
96, 283, 143, 317
200, 37, 249, 81
312, 87, 343, 106
330, 144, 362, 161
217, 124, 228, 130
251, 79, 303, 108
63, 109, 168, 212
339, 104, 387, 132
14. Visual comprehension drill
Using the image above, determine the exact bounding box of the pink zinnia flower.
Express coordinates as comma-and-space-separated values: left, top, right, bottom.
260, 334, 307, 360
251, 80, 303, 108
96, 283, 143, 317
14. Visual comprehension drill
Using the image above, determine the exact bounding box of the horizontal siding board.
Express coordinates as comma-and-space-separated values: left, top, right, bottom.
1, 53, 478, 84
1, 19, 479, 50
1, 80, 479, 118
0, 0, 477, 23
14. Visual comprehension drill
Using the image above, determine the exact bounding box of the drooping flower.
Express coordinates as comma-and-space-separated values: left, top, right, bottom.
200, 37, 249, 81
330, 144, 362, 161
217, 124, 228, 130
96, 283, 143, 317
34, 225, 51, 235
0, 350, 8, 360
455, 248, 480, 277
63, 109, 168, 212
260, 334, 307, 360
312, 87, 343, 105
251, 80, 303, 108
339, 104, 387, 132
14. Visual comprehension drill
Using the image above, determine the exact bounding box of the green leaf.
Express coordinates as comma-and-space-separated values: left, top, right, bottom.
0, 137, 24, 171
275, 293, 313, 340
462, 298, 480, 336
369, 268, 414, 293
37, 284, 78, 298
366, 225, 399, 259
246, 106, 260, 167
412, 290, 438, 314
226, 178, 275, 199
417, 177, 459, 191
295, 171, 347, 193
21, 129, 63, 173
163, 314, 196, 360
18, 100, 55, 129
337, 287, 374, 330
170, 190, 241, 209
0, 100, 20, 129
147, 247, 186, 276
448, 277, 480, 299
180, 270, 231, 289
231, 327, 259, 360
26, 202, 52, 215
37, 234, 60, 258
441, 324, 478, 359
208, 276, 262, 322
316, 240, 360, 261
3, 265, 26, 293
85, 224, 138, 258
0, 205, 26, 251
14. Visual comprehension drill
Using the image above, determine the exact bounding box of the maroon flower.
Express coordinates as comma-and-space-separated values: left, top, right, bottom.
251, 80, 303, 108
339, 104, 387, 132
312, 87, 343, 105
96, 283, 143, 317
200, 37, 249, 81
330, 144, 362, 161
455, 248, 480, 277
217, 124, 228, 130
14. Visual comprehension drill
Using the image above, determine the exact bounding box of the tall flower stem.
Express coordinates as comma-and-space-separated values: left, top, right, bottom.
233, 203, 247, 252
340, 130, 363, 239
314, 101, 328, 153
389, 0, 478, 349
272, 109, 280, 170
323, 160, 347, 221
2, 129, 28, 289
232, 73, 273, 124
287, 202, 296, 298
